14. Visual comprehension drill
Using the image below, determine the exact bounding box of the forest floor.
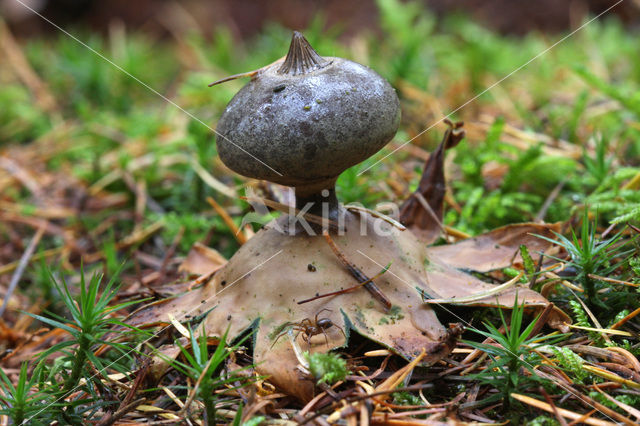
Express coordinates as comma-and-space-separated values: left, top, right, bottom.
1, 2, 640, 424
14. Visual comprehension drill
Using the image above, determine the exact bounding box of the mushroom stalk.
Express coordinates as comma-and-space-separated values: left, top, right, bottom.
295, 185, 339, 221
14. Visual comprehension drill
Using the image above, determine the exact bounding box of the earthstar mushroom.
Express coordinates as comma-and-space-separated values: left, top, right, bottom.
215, 31, 401, 214
132, 32, 569, 402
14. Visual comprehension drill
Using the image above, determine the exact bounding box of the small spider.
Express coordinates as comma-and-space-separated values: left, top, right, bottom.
271, 309, 346, 348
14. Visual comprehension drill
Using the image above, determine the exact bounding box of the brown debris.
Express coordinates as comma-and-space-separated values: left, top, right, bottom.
178, 242, 227, 277
399, 119, 465, 244
322, 230, 392, 312
0, 19, 58, 113
427, 222, 562, 272
0, 225, 45, 317
1, 25, 625, 424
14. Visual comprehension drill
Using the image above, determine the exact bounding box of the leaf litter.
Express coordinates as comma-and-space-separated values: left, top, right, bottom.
1, 15, 639, 424
125, 120, 571, 409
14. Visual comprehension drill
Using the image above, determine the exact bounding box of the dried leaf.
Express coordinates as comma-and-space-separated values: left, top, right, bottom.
426, 222, 561, 272
593, 383, 640, 421
582, 365, 640, 388
178, 242, 227, 276
128, 209, 565, 400
421, 258, 571, 332
511, 393, 618, 426
149, 342, 184, 382
399, 120, 464, 244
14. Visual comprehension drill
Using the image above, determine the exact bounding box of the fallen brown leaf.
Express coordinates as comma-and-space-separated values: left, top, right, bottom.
399, 120, 465, 244
178, 242, 227, 276
426, 222, 562, 272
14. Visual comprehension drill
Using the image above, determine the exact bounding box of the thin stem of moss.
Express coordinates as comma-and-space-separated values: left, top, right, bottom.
201, 383, 216, 426
62, 334, 89, 395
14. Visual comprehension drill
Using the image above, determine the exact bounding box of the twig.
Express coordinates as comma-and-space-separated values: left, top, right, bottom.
0, 19, 58, 113
582, 365, 640, 389
610, 306, 640, 331
208, 56, 284, 87
412, 192, 445, 234
525, 302, 555, 339
606, 347, 640, 373
374, 349, 426, 400
528, 252, 544, 290
587, 274, 639, 288
298, 382, 450, 425
384, 407, 446, 418
298, 263, 391, 305
207, 196, 247, 245
592, 383, 640, 421
0, 226, 45, 317
95, 397, 147, 426
0, 156, 43, 197
423, 272, 523, 304
190, 158, 237, 198
574, 293, 612, 344
322, 231, 392, 312
0, 247, 63, 277
540, 386, 569, 426
600, 222, 617, 239
459, 352, 488, 376
535, 179, 566, 222
511, 393, 616, 426
121, 357, 152, 408
534, 369, 636, 425
298, 390, 331, 418
157, 226, 184, 282
187, 268, 218, 291
122, 171, 165, 214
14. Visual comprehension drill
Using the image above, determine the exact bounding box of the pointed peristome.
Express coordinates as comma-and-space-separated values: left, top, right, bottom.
277, 31, 329, 76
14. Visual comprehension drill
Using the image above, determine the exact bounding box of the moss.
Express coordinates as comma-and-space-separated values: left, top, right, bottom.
378, 305, 405, 325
